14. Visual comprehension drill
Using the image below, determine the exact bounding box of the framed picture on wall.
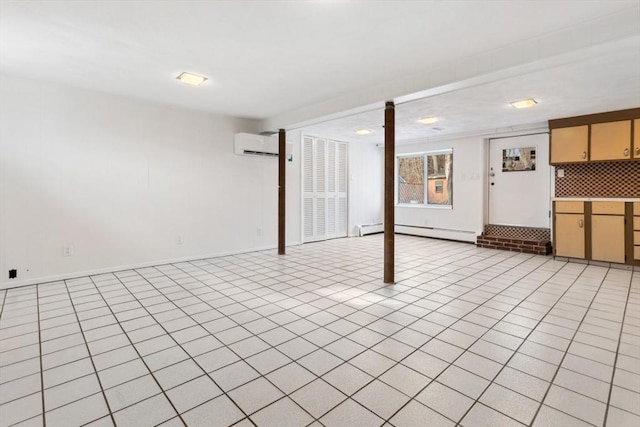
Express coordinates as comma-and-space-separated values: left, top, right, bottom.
502, 147, 536, 172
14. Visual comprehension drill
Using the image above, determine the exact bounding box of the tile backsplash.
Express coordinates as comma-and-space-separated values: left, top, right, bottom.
555, 161, 640, 198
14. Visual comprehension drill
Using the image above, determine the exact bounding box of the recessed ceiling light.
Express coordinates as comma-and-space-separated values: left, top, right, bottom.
355, 129, 373, 135
176, 72, 208, 86
510, 98, 537, 109
418, 117, 438, 124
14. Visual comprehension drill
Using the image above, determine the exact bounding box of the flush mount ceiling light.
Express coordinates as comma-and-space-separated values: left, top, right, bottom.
510, 98, 538, 109
355, 129, 373, 135
176, 72, 208, 86
417, 117, 438, 124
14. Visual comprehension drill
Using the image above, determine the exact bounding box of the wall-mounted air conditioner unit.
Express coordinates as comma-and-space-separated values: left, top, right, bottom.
234, 133, 292, 158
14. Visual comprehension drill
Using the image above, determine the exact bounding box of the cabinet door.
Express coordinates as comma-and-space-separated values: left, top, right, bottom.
550, 126, 588, 164
634, 119, 640, 159
591, 120, 631, 161
591, 215, 625, 263
555, 214, 585, 258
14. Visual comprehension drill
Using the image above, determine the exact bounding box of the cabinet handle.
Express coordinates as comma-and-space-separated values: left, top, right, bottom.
623, 148, 629, 157
578, 219, 584, 228
635, 146, 640, 155
581, 151, 587, 159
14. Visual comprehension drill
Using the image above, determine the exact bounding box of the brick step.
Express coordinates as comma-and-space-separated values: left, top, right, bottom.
477, 235, 551, 255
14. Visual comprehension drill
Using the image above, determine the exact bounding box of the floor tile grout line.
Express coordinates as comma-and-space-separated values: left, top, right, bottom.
0, 278, 604, 388
106, 268, 262, 426
2, 236, 636, 426
180, 247, 535, 359
175, 247, 551, 422
192, 244, 530, 340
0, 289, 8, 324
207, 251, 556, 423
171, 245, 520, 357
449, 263, 600, 426
380, 257, 578, 426
146, 262, 317, 425
84, 274, 188, 426
157, 257, 388, 417
603, 273, 633, 427
61, 270, 608, 418
0, 242, 303, 295
528, 267, 613, 426
36, 284, 46, 427
59, 278, 117, 426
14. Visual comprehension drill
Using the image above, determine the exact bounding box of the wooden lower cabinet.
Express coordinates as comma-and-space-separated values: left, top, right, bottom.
554, 201, 639, 265
591, 215, 625, 263
555, 214, 585, 259
635, 202, 640, 260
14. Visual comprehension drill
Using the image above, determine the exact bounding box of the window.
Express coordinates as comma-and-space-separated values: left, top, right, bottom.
397, 150, 452, 206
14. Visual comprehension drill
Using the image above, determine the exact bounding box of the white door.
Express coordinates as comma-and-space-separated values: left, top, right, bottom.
488, 133, 551, 228
303, 136, 348, 243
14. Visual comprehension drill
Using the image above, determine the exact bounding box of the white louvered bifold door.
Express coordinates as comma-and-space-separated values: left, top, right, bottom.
337, 142, 348, 236
302, 137, 315, 241
315, 139, 326, 239
302, 136, 348, 243
326, 141, 337, 238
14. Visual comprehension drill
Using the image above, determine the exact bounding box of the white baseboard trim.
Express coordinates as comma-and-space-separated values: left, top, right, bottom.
0, 242, 302, 290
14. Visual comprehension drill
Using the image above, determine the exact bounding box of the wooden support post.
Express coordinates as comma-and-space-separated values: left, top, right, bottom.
278, 129, 286, 255
384, 101, 395, 284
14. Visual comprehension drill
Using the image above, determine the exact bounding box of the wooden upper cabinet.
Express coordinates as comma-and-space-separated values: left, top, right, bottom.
550, 125, 588, 164
591, 120, 632, 161
634, 119, 640, 159
548, 108, 640, 164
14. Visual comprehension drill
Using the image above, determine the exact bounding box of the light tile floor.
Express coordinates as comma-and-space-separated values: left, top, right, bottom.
1, 235, 639, 426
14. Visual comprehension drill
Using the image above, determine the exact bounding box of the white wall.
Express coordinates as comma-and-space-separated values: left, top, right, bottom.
0, 75, 297, 288
395, 136, 487, 242
348, 143, 384, 236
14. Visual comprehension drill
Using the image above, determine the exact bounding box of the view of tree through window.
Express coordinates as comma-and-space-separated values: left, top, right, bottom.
398, 156, 424, 204
398, 151, 452, 206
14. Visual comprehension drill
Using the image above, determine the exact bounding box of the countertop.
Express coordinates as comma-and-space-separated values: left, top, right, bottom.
552, 197, 640, 202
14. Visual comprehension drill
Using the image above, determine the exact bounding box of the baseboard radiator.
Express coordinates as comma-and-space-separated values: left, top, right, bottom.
357, 223, 476, 242
358, 223, 384, 236
395, 224, 477, 243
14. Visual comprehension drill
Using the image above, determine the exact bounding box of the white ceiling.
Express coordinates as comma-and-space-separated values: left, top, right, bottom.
1, 0, 639, 141
304, 44, 640, 143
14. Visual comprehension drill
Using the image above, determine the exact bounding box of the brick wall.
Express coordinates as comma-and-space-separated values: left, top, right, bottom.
476, 235, 551, 255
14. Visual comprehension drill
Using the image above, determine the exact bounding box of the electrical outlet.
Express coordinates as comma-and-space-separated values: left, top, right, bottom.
9, 269, 17, 279
63, 244, 74, 257
176, 234, 184, 245
257, 228, 262, 237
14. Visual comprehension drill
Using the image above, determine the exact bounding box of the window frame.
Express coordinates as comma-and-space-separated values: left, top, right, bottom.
396, 149, 453, 209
